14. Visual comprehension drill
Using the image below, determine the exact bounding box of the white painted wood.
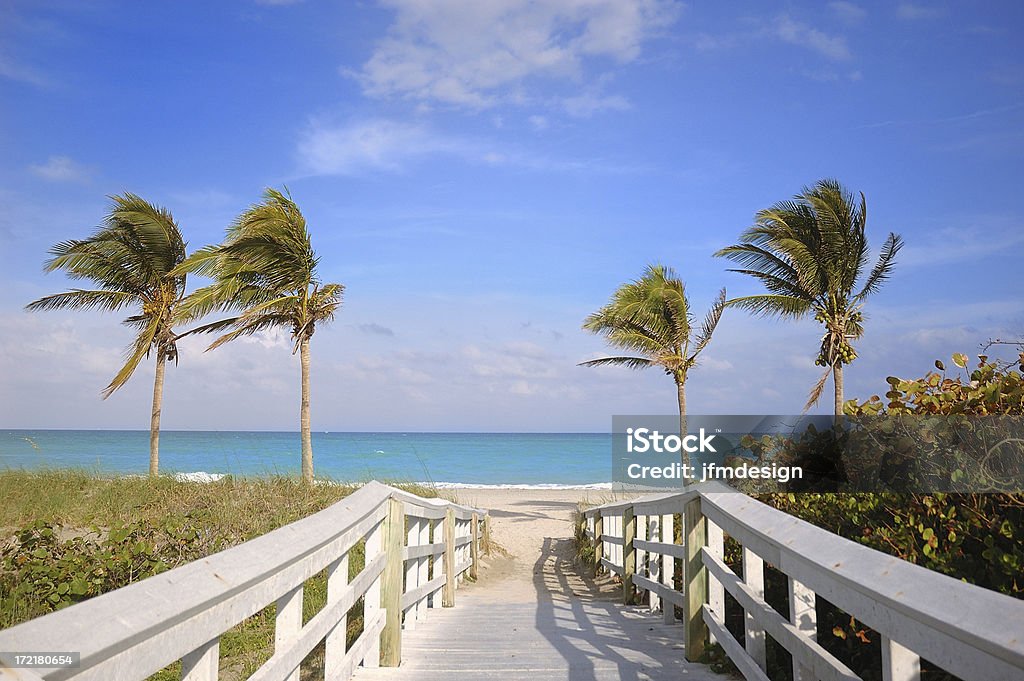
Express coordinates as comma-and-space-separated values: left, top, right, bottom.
324, 550, 350, 680
706, 519, 724, 643
882, 636, 921, 681
632, 574, 685, 608
404, 518, 420, 630
694, 484, 1024, 681
661, 513, 674, 624
632, 538, 687, 559
0, 668, 46, 681
275, 584, 303, 681
703, 548, 859, 681
703, 605, 770, 681
647, 515, 661, 613
337, 610, 386, 681
430, 519, 444, 608
416, 517, 430, 622
179, 637, 218, 681
789, 577, 816, 681
364, 516, 384, 669
250, 554, 385, 681
742, 547, 767, 672
401, 576, 446, 610
636, 513, 648, 606
0, 482, 488, 681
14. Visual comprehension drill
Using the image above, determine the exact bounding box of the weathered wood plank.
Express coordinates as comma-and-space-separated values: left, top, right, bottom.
683, 497, 707, 662
442, 507, 456, 607
179, 637, 218, 681
380, 498, 405, 667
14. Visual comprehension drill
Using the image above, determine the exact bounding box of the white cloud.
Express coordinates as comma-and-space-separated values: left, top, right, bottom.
563, 91, 630, 117
773, 15, 852, 61
353, 0, 680, 109
528, 115, 549, 130
296, 118, 466, 174
29, 155, 92, 183
897, 3, 944, 20
295, 116, 633, 175
0, 54, 50, 88
828, 1, 866, 26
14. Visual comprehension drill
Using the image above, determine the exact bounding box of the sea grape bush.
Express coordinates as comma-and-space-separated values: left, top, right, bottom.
0, 516, 217, 623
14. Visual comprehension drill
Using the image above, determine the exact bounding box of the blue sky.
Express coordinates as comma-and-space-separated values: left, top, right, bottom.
1, 0, 1022, 432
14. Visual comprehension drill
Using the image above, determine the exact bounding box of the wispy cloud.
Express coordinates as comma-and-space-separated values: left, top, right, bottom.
898, 220, 1024, 267
896, 3, 944, 20
772, 15, 852, 61
295, 116, 639, 176
0, 53, 50, 88
359, 323, 396, 337
857, 102, 1024, 130
29, 156, 92, 183
829, 1, 866, 26
351, 0, 680, 111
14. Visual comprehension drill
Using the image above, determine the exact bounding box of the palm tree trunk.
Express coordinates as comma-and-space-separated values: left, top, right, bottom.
833, 362, 844, 420
676, 377, 692, 484
300, 337, 313, 486
149, 353, 165, 477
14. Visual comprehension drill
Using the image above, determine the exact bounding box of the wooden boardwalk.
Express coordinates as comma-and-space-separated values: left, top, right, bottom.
355, 537, 720, 681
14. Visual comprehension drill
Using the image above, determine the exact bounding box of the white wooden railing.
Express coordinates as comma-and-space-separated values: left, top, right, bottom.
583, 481, 1024, 681
0, 481, 488, 681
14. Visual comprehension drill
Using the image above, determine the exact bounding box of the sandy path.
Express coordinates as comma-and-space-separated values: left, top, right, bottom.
447, 488, 625, 602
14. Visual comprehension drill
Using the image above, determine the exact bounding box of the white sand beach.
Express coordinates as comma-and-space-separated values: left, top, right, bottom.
446, 487, 628, 601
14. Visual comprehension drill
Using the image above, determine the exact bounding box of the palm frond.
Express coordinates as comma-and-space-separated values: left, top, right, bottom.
854, 232, 903, 302
725, 294, 813, 319
578, 356, 654, 370
25, 289, 139, 313
803, 365, 832, 413
690, 288, 727, 359
102, 314, 160, 398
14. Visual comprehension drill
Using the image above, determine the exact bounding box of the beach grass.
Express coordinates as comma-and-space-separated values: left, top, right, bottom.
0, 469, 440, 680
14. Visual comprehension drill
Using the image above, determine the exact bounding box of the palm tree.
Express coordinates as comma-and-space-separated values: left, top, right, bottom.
176, 188, 342, 486
580, 264, 726, 473
26, 194, 187, 476
714, 178, 902, 415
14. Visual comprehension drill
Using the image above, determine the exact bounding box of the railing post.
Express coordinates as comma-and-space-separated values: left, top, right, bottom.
442, 507, 456, 607
661, 512, 674, 623
380, 497, 404, 667
323, 550, 350, 679
623, 505, 636, 604
706, 518, 724, 641
363, 516, 383, 668
593, 511, 604, 574
743, 547, 767, 671
471, 512, 480, 580
882, 637, 921, 681
430, 519, 443, 608
275, 584, 303, 681
789, 577, 816, 681
180, 637, 219, 681
417, 517, 429, 621
636, 512, 648, 606
405, 517, 420, 631
683, 497, 707, 662
483, 512, 491, 555
648, 515, 661, 613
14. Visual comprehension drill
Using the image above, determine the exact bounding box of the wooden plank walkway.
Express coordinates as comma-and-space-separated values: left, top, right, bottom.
355, 536, 720, 681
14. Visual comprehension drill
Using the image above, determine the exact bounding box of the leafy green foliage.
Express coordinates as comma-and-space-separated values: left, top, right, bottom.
0, 516, 215, 621
715, 178, 903, 412
25, 194, 187, 398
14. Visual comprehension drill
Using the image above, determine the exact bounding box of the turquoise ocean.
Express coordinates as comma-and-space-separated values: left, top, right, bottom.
0, 430, 612, 488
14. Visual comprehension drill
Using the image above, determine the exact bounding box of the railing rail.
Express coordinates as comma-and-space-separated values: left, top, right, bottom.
0, 481, 488, 681
583, 481, 1024, 681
